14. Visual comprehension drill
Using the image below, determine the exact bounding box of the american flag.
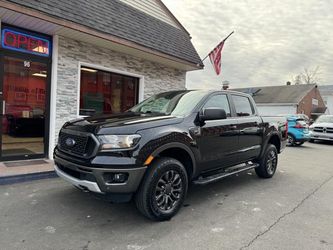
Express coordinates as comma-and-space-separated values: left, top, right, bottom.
209, 41, 225, 75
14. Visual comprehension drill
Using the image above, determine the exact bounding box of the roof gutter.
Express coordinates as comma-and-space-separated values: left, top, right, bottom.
256, 103, 298, 106
0, 0, 203, 70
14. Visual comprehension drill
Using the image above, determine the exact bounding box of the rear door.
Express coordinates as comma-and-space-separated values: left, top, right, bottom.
231, 94, 263, 162
196, 93, 239, 171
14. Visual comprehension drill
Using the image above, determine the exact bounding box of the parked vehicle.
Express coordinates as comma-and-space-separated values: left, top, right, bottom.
309, 115, 333, 142
295, 114, 311, 125
280, 114, 311, 125
285, 116, 310, 146
54, 90, 287, 221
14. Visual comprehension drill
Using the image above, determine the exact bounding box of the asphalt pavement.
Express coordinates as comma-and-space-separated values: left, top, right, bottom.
1, 141, 333, 250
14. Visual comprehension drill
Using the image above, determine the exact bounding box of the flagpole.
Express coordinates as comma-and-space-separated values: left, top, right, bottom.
201, 31, 234, 62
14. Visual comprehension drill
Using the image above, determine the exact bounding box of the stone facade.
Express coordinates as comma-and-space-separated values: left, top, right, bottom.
55, 36, 186, 140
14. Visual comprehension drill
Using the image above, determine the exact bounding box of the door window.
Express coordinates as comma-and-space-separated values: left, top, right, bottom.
232, 95, 254, 117
203, 94, 231, 117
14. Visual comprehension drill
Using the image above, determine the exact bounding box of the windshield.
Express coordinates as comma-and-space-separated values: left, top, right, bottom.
316, 115, 333, 123
129, 90, 208, 116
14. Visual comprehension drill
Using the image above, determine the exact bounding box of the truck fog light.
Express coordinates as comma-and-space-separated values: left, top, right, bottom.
114, 173, 127, 183
104, 173, 128, 184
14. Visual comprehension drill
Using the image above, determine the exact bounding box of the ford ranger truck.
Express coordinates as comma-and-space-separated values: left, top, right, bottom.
54, 90, 287, 221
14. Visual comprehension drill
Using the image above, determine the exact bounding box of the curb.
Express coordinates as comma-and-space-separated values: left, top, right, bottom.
0, 171, 58, 185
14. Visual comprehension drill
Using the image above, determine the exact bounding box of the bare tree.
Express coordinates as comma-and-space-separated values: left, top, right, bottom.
294, 75, 302, 85
293, 66, 322, 85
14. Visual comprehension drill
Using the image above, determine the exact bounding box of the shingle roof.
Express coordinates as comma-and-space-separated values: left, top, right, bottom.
232, 84, 316, 104
6, 0, 202, 66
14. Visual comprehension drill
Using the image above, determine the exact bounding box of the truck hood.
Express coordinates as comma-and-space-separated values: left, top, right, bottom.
310, 122, 333, 128
63, 112, 184, 134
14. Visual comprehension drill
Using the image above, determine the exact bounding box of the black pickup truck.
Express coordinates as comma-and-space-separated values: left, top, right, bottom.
54, 90, 287, 221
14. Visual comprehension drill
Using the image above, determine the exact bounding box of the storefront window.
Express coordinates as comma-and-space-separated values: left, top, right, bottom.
79, 67, 139, 116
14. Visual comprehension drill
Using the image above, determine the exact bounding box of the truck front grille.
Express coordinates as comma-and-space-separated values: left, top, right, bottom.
314, 127, 333, 133
58, 129, 99, 158
59, 132, 88, 155
314, 127, 323, 132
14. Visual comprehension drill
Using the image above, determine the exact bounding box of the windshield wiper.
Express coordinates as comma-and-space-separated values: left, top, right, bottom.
141, 111, 167, 115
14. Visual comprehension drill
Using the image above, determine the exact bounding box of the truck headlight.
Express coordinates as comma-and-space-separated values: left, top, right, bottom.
97, 134, 141, 150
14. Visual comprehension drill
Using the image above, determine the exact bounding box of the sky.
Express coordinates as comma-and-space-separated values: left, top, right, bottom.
162, 0, 333, 89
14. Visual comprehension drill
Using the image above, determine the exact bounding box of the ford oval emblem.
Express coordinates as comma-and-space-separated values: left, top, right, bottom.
65, 138, 76, 147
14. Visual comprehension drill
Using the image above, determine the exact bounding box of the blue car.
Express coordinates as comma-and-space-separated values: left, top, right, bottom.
286, 116, 310, 146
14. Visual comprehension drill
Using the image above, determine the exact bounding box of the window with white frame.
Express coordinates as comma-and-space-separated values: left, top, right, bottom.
79, 66, 139, 116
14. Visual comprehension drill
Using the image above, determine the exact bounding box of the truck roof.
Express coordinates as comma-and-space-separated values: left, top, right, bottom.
164, 89, 252, 97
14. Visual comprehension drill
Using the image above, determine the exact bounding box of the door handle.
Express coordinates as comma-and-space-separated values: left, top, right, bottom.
2, 100, 5, 115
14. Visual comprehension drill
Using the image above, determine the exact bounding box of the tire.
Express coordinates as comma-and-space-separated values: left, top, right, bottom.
255, 144, 278, 178
135, 157, 188, 221
309, 139, 315, 143
287, 134, 296, 146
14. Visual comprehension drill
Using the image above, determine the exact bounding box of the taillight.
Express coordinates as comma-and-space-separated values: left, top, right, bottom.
285, 121, 288, 137
294, 124, 303, 128
294, 122, 306, 129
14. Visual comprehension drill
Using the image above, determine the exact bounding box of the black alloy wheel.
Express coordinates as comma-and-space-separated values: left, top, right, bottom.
154, 170, 183, 212
265, 149, 278, 176
135, 157, 188, 221
255, 144, 278, 178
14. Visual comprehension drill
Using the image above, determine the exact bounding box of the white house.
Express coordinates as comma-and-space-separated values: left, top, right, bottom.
233, 84, 326, 118
319, 85, 333, 115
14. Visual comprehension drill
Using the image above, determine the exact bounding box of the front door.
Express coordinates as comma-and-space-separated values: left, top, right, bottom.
196, 94, 239, 171
0, 55, 49, 160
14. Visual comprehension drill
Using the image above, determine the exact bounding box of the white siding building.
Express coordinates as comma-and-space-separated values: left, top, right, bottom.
233, 84, 326, 118
256, 104, 297, 116
319, 85, 333, 115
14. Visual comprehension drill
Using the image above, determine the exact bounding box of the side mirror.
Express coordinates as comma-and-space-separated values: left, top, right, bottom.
200, 108, 227, 122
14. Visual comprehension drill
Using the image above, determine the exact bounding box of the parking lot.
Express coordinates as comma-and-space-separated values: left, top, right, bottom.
1, 141, 333, 250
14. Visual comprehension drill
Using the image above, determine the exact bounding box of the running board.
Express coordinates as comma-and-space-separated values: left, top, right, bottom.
193, 162, 259, 185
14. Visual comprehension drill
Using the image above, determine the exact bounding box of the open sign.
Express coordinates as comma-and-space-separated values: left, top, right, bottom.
1, 28, 50, 57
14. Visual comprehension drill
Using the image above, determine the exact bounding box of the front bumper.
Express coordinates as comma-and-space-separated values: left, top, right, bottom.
310, 131, 333, 141
54, 155, 147, 194
55, 164, 102, 193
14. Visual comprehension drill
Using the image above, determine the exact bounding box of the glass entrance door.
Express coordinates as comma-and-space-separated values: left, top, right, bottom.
0, 56, 48, 160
